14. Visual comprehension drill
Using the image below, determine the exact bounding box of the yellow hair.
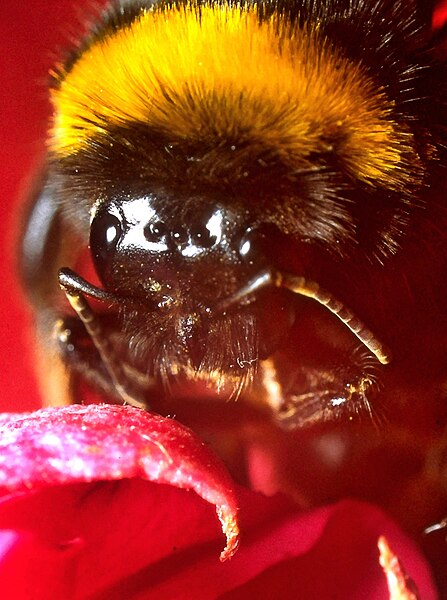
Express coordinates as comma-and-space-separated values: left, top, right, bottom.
51, 2, 421, 189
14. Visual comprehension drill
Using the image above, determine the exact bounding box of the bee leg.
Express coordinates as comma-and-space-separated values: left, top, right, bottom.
53, 313, 151, 409
33, 326, 76, 408
53, 316, 119, 403
56, 272, 151, 409
260, 349, 382, 430
276, 372, 377, 430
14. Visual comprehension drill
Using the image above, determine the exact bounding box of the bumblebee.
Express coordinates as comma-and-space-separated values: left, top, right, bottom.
21, 0, 447, 431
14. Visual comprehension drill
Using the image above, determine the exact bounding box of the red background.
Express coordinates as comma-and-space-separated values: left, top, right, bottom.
0, 0, 109, 412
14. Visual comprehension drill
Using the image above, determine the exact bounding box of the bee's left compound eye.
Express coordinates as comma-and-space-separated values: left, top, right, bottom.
90, 208, 123, 281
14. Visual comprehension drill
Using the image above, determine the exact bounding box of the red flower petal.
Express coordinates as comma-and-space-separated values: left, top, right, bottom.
0, 405, 239, 561
0, 405, 438, 599
153, 495, 437, 600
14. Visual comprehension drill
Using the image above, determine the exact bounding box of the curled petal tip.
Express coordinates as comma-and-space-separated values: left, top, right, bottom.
217, 506, 240, 561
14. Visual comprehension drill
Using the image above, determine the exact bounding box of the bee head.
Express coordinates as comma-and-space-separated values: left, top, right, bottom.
48, 0, 446, 388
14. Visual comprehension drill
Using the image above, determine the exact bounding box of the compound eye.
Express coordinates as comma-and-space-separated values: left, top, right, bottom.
239, 223, 287, 267
90, 209, 123, 281
239, 226, 267, 263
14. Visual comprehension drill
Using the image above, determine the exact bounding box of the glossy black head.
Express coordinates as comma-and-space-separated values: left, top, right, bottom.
90, 193, 262, 309
87, 187, 297, 373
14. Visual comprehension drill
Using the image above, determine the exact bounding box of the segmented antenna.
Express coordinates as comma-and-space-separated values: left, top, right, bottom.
58, 268, 149, 409
275, 272, 391, 365
214, 269, 391, 365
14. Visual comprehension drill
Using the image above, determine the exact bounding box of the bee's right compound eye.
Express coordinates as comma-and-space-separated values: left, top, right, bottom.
90, 209, 123, 282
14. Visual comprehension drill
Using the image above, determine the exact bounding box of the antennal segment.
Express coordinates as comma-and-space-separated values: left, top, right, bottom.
212, 268, 391, 365
275, 272, 391, 365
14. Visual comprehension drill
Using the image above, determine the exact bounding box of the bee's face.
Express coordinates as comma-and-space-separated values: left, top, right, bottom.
88, 187, 296, 374
28, 0, 446, 417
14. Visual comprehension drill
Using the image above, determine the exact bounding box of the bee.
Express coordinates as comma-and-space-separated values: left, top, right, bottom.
20, 0, 447, 432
